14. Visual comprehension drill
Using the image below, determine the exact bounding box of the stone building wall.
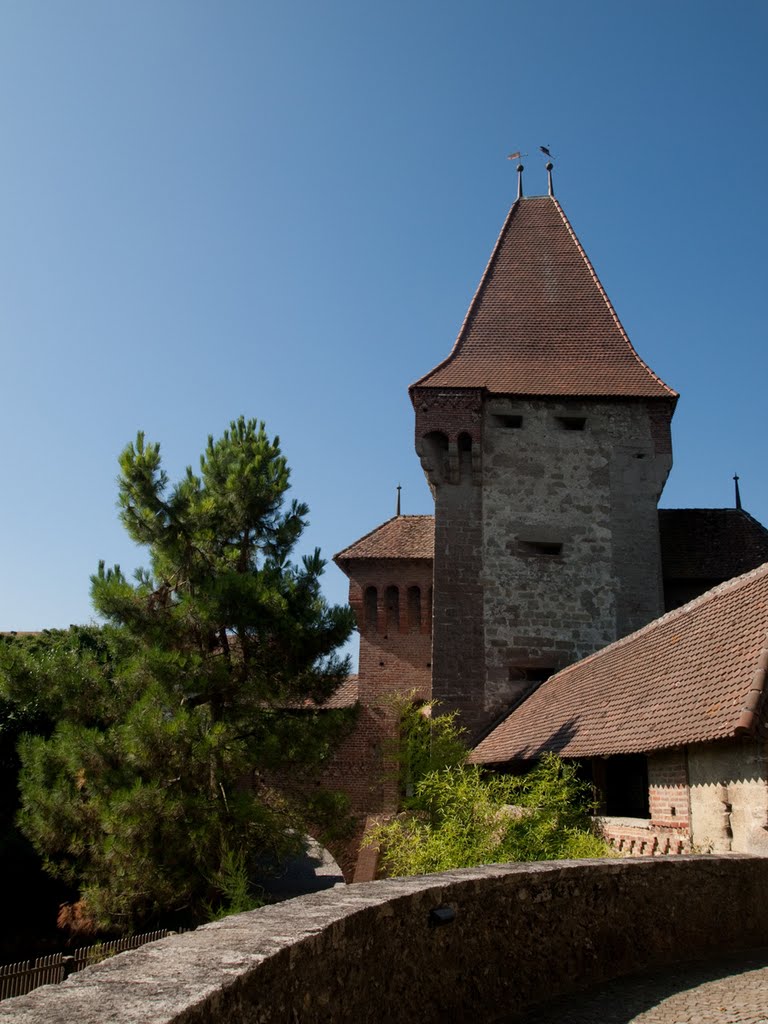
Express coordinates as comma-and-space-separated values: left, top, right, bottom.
414, 391, 671, 739
688, 738, 768, 854
480, 397, 670, 724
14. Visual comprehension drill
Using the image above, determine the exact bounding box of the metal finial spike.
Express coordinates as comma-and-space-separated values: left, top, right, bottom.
517, 164, 524, 200
734, 473, 742, 510
396, 484, 402, 517
546, 161, 554, 197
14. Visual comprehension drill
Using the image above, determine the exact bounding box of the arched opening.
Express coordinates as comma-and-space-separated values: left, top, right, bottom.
421, 431, 450, 482
428, 586, 433, 635
407, 586, 421, 631
385, 585, 400, 631
364, 586, 378, 631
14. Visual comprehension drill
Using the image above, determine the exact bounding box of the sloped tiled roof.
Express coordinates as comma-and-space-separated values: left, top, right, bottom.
411, 196, 677, 400
283, 676, 359, 711
334, 516, 434, 565
471, 563, 768, 762
659, 508, 768, 580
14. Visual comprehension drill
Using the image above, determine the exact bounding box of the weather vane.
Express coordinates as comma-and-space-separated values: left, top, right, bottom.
507, 147, 556, 197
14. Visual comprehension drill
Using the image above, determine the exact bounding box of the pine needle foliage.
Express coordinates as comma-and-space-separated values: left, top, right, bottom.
0, 419, 356, 932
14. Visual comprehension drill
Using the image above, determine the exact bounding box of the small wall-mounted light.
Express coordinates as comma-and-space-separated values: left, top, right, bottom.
429, 906, 456, 927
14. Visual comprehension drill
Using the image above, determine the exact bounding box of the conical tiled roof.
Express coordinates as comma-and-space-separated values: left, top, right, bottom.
411, 196, 677, 399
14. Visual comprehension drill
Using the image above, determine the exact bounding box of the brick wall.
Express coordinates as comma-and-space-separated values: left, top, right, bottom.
347, 561, 433, 702
648, 749, 690, 830
413, 387, 487, 738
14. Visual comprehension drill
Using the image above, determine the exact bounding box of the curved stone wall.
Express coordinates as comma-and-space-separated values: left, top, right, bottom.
4, 856, 768, 1024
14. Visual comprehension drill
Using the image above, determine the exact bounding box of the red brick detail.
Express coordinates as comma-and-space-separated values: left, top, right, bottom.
648, 749, 690, 829
648, 400, 674, 456
600, 821, 691, 856
412, 388, 484, 448
347, 563, 434, 703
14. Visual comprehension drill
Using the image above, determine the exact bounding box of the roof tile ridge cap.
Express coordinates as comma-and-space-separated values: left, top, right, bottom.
659, 506, 739, 512
551, 197, 678, 400
548, 561, 768, 684
333, 515, 399, 562
733, 630, 768, 736
409, 199, 523, 392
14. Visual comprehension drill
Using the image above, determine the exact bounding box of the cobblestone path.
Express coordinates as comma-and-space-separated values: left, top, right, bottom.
510, 948, 768, 1023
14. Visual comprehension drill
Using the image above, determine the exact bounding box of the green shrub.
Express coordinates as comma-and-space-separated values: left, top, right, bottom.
370, 752, 611, 876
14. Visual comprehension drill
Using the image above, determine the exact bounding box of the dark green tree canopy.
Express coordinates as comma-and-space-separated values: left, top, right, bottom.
1, 418, 356, 932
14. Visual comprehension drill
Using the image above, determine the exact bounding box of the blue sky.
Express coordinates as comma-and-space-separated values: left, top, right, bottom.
1, 1, 766, 664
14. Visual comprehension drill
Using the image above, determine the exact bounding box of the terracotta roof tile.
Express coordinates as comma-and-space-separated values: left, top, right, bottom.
285, 676, 359, 711
659, 508, 768, 580
471, 562, 768, 762
411, 196, 677, 400
334, 516, 434, 565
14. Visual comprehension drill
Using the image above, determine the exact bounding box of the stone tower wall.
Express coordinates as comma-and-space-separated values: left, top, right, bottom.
481, 397, 671, 722
415, 390, 672, 739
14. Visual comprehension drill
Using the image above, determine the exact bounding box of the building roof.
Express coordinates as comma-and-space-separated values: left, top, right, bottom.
659, 508, 768, 580
410, 196, 677, 400
292, 675, 359, 711
471, 562, 768, 763
333, 515, 435, 566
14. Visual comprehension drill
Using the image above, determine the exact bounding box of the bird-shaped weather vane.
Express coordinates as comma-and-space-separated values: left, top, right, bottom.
507, 147, 556, 197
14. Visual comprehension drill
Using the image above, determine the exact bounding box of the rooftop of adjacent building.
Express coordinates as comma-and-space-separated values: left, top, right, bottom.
410, 189, 677, 401
334, 507, 768, 587
471, 559, 768, 763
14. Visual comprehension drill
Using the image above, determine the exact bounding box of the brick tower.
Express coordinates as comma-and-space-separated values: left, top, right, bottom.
410, 175, 678, 739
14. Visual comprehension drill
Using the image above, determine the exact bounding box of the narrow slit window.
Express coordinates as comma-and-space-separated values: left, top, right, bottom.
364, 586, 378, 631
519, 540, 563, 557
493, 414, 523, 429
556, 416, 586, 431
508, 666, 555, 683
407, 586, 421, 631
385, 585, 400, 630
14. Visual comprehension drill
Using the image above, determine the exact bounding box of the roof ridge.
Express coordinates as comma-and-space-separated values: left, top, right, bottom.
409, 198, 523, 392
333, 514, 435, 564
551, 198, 678, 400
551, 560, 768, 683
333, 516, 399, 562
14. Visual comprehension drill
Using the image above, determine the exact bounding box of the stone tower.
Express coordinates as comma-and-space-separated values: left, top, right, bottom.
410, 188, 678, 739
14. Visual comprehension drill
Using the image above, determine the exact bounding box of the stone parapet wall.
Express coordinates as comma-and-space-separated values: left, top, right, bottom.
5, 856, 768, 1024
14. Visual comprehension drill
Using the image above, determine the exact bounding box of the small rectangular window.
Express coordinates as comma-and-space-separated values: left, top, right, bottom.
493, 414, 523, 429
519, 540, 563, 557
508, 666, 555, 683
556, 416, 586, 431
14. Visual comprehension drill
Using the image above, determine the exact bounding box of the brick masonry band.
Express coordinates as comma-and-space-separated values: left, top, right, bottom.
4, 856, 768, 1024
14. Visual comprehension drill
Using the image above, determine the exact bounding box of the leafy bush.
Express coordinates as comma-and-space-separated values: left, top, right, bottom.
370, 752, 611, 876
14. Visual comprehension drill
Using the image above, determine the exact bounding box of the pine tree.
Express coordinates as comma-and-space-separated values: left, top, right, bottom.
2, 418, 355, 932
